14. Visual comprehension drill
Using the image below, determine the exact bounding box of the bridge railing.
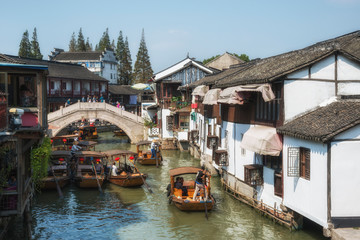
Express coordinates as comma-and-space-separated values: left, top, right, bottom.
48, 101, 144, 124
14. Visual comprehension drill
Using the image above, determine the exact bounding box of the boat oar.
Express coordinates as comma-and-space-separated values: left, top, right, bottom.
51, 166, 63, 198
204, 185, 208, 220
129, 159, 153, 194
91, 161, 103, 194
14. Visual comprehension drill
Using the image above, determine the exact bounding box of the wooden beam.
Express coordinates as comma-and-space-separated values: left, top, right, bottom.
21, 139, 38, 154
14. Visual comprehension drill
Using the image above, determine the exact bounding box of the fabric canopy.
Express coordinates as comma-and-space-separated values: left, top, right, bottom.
202, 88, 221, 105
240, 125, 282, 156
191, 85, 209, 96
217, 84, 276, 105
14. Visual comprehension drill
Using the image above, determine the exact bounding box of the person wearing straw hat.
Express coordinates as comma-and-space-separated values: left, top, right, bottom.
71, 141, 82, 155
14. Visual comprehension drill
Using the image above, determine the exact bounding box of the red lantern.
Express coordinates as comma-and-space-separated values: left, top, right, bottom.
79, 157, 84, 161
51, 139, 53, 144
59, 158, 64, 162
69, 146, 72, 150
62, 138, 67, 143
96, 158, 101, 162
115, 157, 120, 161
129, 156, 134, 160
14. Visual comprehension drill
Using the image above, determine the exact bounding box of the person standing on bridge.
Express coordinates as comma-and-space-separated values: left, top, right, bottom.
99, 94, 104, 103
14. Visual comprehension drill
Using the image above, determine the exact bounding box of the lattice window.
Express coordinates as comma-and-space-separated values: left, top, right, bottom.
287, 147, 300, 177
166, 116, 174, 131
287, 147, 310, 180
214, 150, 228, 166
206, 136, 218, 149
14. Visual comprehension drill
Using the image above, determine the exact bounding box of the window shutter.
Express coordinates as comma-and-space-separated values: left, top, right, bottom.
166, 115, 173, 131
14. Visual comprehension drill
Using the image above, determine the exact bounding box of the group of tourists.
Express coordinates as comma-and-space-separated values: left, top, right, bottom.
82, 94, 105, 103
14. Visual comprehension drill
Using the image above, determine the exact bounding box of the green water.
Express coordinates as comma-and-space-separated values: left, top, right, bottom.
7, 132, 326, 240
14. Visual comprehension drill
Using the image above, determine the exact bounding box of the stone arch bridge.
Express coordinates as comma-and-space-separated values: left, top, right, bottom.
48, 102, 145, 143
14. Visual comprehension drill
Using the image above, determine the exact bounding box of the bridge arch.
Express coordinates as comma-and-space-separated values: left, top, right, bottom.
48, 102, 145, 143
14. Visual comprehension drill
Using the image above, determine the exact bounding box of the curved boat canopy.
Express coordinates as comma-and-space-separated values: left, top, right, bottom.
74, 151, 104, 158
136, 140, 152, 146
169, 167, 209, 177
51, 150, 72, 157
103, 149, 137, 157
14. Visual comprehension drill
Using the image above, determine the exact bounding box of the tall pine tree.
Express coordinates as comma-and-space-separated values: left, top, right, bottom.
97, 28, 111, 51
85, 37, 92, 51
116, 31, 126, 84
123, 37, 133, 85
69, 32, 76, 52
30, 28, 43, 59
76, 28, 86, 52
133, 29, 153, 83
18, 30, 31, 58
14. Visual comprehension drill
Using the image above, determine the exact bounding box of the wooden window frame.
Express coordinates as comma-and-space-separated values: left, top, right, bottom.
244, 164, 263, 187
300, 147, 310, 180
287, 147, 310, 180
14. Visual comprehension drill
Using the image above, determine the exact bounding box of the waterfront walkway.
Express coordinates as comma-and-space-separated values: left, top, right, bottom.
332, 228, 360, 240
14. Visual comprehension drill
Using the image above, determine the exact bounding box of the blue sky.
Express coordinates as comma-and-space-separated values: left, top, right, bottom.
0, 0, 359, 73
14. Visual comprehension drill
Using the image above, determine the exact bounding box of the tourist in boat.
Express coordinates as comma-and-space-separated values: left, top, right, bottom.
174, 177, 188, 196
193, 166, 208, 201
111, 162, 118, 176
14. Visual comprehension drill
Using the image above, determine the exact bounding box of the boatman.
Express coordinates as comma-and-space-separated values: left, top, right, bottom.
193, 166, 208, 201
150, 139, 157, 159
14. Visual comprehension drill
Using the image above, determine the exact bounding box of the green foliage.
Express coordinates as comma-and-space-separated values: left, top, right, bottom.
18, 30, 31, 58
232, 53, 250, 62
116, 31, 132, 85
202, 55, 220, 65
85, 37, 92, 51
133, 29, 153, 84
97, 28, 111, 51
30, 28, 43, 59
76, 28, 86, 52
144, 117, 157, 129
69, 32, 76, 52
171, 96, 182, 102
31, 137, 52, 191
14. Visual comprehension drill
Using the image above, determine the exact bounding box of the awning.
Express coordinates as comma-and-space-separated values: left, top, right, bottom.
240, 125, 282, 156
217, 84, 275, 105
145, 104, 159, 110
202, 88, 221, 105
191, 85, 209, 96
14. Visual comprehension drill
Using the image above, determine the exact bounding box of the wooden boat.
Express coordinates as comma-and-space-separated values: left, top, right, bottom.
41, 151, 71, 190
78, 140, 97, 151
51, 134, 79, 151
73, 151, 105, 188
103, 149, 146, 187
136, 140, 163, 166
77, 125, 98, 140
114, 129, 127, 136
168, 167, 215, 211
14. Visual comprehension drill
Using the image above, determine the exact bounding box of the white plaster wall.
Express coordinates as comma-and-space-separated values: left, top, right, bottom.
177, 131, 188, 141
331, 125, 360, 217
338, 55, 360, 81
287, 68, 309, 79
161, 109, 173, 139
257, 166, 283, 209
311, 55, 335, 80
337, 82, 360, 95
282, 136, 328, 227
284, 80, 335, 121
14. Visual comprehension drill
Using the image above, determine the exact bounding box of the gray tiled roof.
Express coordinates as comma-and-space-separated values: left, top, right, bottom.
52, 52, 103, 61
277, 100, 360, 142
3, 55, 108, 82
195, 31, 360, 88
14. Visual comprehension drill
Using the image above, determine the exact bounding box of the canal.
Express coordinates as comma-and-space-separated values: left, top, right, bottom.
9, 132, 326, 239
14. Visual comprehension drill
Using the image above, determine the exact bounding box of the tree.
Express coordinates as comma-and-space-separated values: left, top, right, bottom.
233, 53, 250, 62
76, 28, 86, 52
123, 37, 133, 85
18, 30, 31, 58
116, 31, 133, 85
30, 28, 43, 59
69, 32, 76, 52
133, 29, 153, 84
202, 55, 220, 65
85, 37, 92, 51
97, 28, 111, 51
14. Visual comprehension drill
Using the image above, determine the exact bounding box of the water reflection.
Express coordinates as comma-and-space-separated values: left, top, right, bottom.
5, 132, 327, 239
